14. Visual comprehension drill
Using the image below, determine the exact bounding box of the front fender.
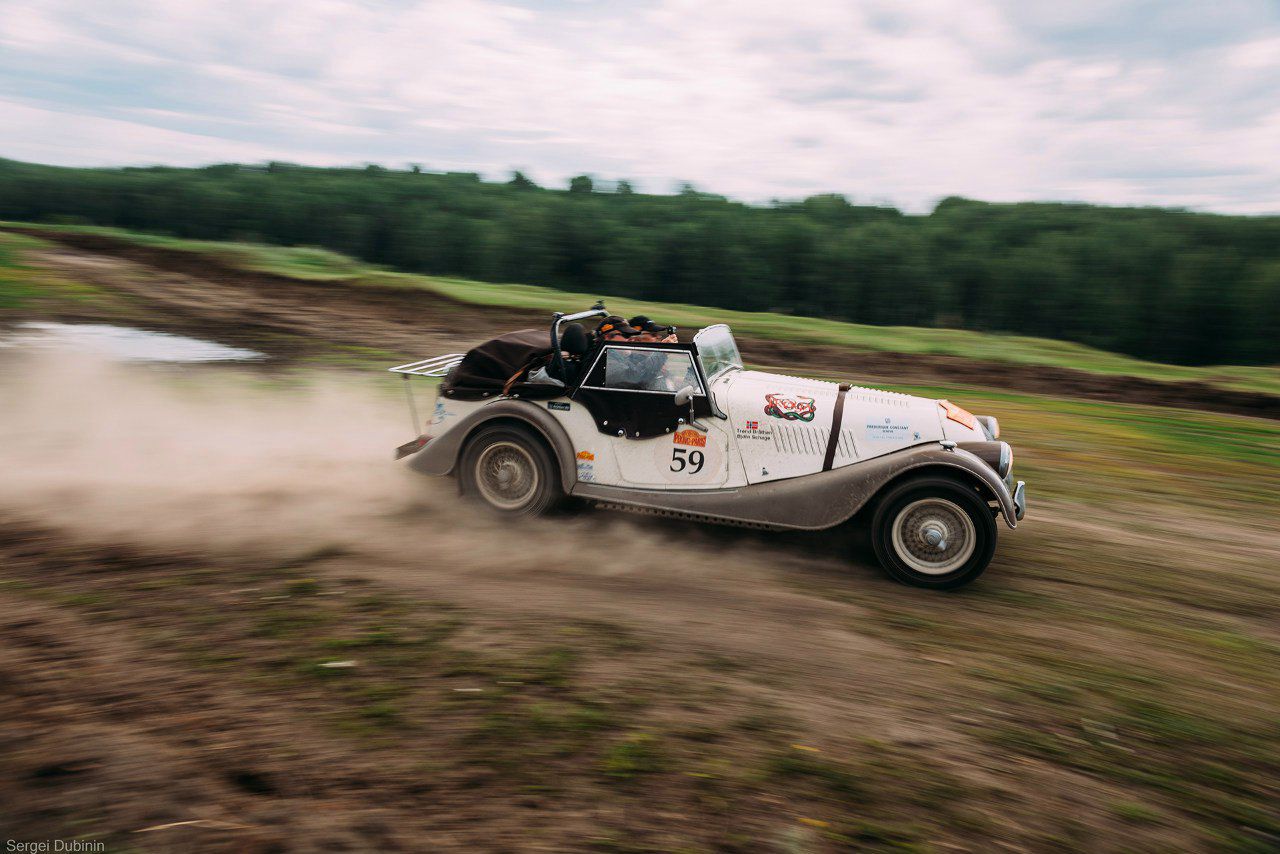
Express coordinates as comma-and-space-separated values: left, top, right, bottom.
900, 447, 1019, 529
408, 399, 576, 491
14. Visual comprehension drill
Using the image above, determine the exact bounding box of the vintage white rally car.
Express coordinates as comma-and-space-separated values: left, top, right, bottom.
391, 305, 1026, 589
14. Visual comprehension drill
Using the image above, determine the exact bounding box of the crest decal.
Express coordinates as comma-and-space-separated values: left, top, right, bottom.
764, 393, 817, 423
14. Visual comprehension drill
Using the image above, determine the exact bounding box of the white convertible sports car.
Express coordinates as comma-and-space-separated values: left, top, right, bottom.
391, 305, 1026, 589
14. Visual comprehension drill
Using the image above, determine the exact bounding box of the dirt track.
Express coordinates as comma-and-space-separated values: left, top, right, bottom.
0, 362, 1084, 851
9, 225, 1279, 420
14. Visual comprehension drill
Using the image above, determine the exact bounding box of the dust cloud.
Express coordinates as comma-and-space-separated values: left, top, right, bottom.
3, 357, 532, 563
0, 355, 761, 583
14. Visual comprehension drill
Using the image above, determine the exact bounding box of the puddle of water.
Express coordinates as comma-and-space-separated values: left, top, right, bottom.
1, 322, 265, 363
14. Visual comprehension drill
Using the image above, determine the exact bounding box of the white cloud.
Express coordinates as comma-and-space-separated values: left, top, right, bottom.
0, 0, 1277, 213
0, 98, 283, 164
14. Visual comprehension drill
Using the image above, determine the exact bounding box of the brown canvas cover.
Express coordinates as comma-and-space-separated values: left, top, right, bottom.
440, 329, 565, 401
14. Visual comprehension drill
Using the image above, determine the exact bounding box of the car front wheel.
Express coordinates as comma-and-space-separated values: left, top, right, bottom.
459, 424, 561, 517
870, 475, 997, 589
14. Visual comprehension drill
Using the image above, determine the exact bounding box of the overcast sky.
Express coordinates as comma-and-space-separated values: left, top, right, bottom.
1, 0, 1278, 213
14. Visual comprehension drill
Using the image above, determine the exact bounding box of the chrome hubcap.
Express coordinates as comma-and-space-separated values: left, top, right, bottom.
891, 498, 976, 575
475, 441, 538, 510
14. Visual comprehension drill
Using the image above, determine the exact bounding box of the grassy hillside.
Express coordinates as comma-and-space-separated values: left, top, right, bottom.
4, 158, 1279, 367
5, 222, 1279, 397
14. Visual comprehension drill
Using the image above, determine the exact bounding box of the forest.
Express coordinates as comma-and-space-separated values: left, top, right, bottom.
1, 157, 1276, 366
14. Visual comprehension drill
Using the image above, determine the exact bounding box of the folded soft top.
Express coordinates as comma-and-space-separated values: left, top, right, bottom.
440, 328, 564, 401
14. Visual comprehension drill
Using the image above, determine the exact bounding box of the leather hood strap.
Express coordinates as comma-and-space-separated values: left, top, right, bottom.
822, 383, 851, 472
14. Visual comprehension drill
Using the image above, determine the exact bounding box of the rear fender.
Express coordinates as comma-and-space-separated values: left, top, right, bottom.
408, 400, 576, 490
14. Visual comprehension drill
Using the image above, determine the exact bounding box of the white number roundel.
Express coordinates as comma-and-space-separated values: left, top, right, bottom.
651, 428, 720, 484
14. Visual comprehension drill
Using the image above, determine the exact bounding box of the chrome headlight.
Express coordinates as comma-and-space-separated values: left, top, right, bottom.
998, 441, 1012, 480
958, 440, 1012, 479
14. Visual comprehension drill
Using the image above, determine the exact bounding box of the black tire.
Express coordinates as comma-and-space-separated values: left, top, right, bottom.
458, 424, 562, 517
869, 475, 997, 590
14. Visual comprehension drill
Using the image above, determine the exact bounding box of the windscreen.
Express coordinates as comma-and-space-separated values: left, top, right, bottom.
595, 347, 702, 393
693, 324, 743, 380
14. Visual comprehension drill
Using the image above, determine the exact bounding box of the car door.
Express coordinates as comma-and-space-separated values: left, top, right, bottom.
570, 343, 731, 489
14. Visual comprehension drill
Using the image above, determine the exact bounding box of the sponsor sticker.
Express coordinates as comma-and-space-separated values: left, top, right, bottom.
764, 393, 816, 422
865, 416, 911, 441
938, 399, 977, 430
575, 450, 595, 481
429, 400, 453, 425
673, 429, 707, 447
548, 401, 571, 411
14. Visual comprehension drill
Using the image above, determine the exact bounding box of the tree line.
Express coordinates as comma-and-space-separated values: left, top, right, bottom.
1, 158, 1277, 366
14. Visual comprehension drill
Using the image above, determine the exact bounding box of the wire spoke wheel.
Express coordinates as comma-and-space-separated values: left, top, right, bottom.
889, 497, 977, 576
474, 441, 540, 511
459, 425, 561, 518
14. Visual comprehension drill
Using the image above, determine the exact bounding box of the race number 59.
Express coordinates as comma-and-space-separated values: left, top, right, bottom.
670, 447, 705, 474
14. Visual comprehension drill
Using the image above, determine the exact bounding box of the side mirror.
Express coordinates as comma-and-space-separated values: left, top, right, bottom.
673, 385, 709, 432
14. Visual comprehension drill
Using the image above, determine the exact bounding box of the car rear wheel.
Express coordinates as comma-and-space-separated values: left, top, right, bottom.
870, 475, 996, 589
459, 424, 561, 517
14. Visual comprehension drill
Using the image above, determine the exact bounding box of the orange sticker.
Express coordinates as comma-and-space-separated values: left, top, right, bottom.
938, 400, 977, 430
673, 429, 707, 447
575, 450, 595, 461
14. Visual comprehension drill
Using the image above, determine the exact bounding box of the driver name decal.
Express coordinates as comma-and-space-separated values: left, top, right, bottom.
735, 420, 773, 443
764, 393, 817, 422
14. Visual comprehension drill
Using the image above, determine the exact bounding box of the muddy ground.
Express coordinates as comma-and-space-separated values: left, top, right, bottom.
0, 235, 1277, 852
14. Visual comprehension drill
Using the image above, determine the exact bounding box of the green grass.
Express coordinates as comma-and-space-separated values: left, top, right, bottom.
0, 230, 109, 307
7, 222, 364, 281
0, 233, 37, 307
6, 221, 1278, 396
398, 275, 1280, 396
602, 732, 666, 780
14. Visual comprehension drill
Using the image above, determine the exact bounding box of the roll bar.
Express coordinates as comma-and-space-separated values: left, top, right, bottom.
549, 301, 608, 381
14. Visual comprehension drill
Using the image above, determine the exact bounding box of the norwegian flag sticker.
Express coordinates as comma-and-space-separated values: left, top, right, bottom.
745, 420, 759, 430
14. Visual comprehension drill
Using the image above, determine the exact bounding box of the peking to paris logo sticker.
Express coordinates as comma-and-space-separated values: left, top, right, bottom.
764, 393, 817, 423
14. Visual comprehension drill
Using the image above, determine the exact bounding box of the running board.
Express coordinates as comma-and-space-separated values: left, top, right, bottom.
588, 501, 787, 531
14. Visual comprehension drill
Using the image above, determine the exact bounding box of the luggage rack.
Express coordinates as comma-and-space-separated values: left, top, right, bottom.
388, 353, 465, 377
388, 353, 464, 436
